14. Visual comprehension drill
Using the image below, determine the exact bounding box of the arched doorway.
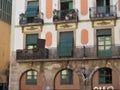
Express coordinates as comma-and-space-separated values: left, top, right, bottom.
54, 68, 80, 90
19, 69, 43, 90
92, 67, 119, 90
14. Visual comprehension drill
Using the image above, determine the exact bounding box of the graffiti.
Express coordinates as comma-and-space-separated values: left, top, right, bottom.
93, 86, 114, 90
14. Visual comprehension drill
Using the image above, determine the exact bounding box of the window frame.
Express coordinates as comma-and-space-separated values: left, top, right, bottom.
25, 33, 38, 49
96, 29, 112, 57
60, 69, 73, 85
25, 0, 39, 23
99, 68, 112, 84
26, 70, 38, 85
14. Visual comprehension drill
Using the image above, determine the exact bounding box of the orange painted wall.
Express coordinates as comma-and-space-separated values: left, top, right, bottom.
45, 32, 52, 47
119, 0, 120, 11
0, 20, 11, 83
81, 29, 88, 45
46, 0, 53, 19
81, 0, 88, 15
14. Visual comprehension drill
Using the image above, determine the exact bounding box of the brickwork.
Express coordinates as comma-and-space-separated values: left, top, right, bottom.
9, 52, 120, 90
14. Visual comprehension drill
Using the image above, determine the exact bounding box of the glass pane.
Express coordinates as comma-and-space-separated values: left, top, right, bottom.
98, 46, 104, 51
33, 71, 37, 75
62, 70, 67, 74
27, 45, 34, 49
27, 71, 32, 75
98, 41, 104, 45
99, 78, 105, 84
98, 37, 104, 41
34, 76, 37, 79
27, 76, 32, 79
105, 37, 111, 40
105, 41, 111, 45
105, 46, 111, 50
62, 75, 67, 79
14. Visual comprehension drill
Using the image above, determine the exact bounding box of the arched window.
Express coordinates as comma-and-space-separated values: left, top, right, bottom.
60, 69, 73, 85
26, 70, 38, 85
99, 68, 112, 84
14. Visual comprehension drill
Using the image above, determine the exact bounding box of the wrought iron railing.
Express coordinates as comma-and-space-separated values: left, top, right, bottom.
16, 45, 120, 61
49, 45, 120, 59
16, 48, 48, 60
53, 9, 78, 22
19, 12, 44, 25
89, 5, 117, 20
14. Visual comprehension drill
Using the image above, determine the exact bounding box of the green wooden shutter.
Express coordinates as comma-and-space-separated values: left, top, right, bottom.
57, 32, 73, 57
25, 1, 39, 17
69, 1, 73, 9
26, 34, 38, 48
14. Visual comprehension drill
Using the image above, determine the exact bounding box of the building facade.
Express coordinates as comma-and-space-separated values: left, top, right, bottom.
0, 0, 12, 90
9, 0, 120, 90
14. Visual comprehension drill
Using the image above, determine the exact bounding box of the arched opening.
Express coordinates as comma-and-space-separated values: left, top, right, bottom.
19, 69, 43, 90
54, 68, 80, 90
91, 67, 119, 90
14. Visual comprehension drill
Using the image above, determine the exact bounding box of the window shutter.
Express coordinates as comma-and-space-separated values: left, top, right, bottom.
58, 32, 73, 57
26, 34, 38, 46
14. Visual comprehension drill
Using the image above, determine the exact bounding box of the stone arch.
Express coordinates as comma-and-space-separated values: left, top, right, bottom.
90, 66, 120, 90
19, 69, 43, 90
53, 68, 80, 90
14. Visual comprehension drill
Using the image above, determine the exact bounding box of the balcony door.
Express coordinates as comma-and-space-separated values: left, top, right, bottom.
96, 0, 110, 14
57, 31, 73, 57
60, 0, 73, 10
97, 29, 112, 57
60, 0, 73, 20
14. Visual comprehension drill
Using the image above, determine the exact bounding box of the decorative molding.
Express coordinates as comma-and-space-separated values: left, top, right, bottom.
92, 20, 116, 27
55, 23, 77, 30
22, 26, 42, 33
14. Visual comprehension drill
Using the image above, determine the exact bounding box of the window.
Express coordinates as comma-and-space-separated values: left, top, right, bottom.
60, 69, 73, 85
60, 0, 73, 10
26, 70, 38, 85
97, 29, 112, 57
60, 0, 73, 20
26, 34, 38, 49
25, 1, 39, 23
57, 31, 73, 57
0, 0, 12, 24
99, 68, 112, 84
96, 0, 110, 13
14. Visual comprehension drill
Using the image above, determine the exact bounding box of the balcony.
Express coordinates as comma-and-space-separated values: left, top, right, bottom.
16, 45, 120, 62
53, 9, 78, 23
16, 48, 48, 60
89, 5, 117, 20
19, 12, 44, 26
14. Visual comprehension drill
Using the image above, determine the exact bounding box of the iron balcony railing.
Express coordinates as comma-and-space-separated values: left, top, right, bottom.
16, 45, 120, 61
49, 45, 120, 59
16, 48, 48, 60
53, 9, 78, 22
19, 12, 44, 25
89, 5, 117, 20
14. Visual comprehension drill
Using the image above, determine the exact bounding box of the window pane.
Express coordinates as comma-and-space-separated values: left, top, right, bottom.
99, 68, 112, 84
60, 69, 73, 85
27, 71, 32, 75
26, 70, 38, 85
27, 76, 32, 79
